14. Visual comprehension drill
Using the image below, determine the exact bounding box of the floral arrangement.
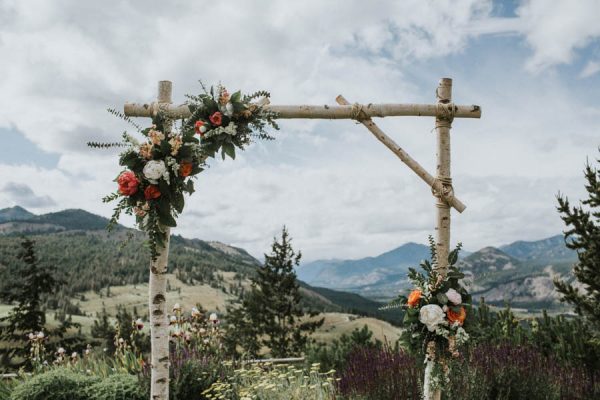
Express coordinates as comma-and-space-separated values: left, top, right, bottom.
90, 84, 278, 259
386, 237, 471, 373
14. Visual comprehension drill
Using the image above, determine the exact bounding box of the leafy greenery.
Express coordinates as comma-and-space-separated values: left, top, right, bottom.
554, 149, 600, 331
84, 374, 145, 400
10, 369, 100, 400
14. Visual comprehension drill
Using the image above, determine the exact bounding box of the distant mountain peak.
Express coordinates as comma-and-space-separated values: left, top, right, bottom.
0, 205, 36, 223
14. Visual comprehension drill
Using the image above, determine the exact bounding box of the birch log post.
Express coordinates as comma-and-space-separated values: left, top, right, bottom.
148, 80, 173, 400
424, 78, 455, 400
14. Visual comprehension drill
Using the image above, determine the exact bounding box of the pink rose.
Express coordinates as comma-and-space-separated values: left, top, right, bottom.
209, 112, 222, 126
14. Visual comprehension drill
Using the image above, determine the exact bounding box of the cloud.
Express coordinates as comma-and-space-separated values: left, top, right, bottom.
580, 60, 600, 78
516, 0, 600, 72
0, 0, 598, 262
2, 182, 56, 208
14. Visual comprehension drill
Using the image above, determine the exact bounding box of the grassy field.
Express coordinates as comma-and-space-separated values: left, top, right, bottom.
0, 274, 403, 345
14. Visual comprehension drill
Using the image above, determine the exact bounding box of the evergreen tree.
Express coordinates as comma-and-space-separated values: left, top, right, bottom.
554, 150, 600, 330
0, 238, 58, 369
225, 227, 323, 358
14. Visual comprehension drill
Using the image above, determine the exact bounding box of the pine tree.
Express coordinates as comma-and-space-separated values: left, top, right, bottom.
225, 227, 323, 358
0, 238, 58, 369
554, 150, 600, 329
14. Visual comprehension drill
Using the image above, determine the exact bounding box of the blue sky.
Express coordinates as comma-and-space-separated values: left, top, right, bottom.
0, 0, 599, 261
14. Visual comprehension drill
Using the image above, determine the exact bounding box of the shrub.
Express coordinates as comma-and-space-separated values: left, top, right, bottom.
305, 324, 382, 373
10, 369, 99, 400
446, 343, 600, 400
85, 373, 145, 400
336, 345, 422, 400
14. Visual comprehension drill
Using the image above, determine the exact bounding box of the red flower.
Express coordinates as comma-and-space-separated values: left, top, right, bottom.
209, 112, 222, 126
180, 161, 193, 177
194, 120, 206, 136
117, 171, 139, 196
144, 185, 161, 200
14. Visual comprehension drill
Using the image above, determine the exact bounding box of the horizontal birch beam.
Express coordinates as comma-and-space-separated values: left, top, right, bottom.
336, 95, 466, 213
124, 102, 481, 120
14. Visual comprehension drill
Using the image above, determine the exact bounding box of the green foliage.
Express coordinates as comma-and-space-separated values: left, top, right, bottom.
0, 238, 64, 370
10, 369, 99, 400
168, 354, 231, 400
84, 374, 145, 400
224, 227, 323, 358
554, 149, 600, 331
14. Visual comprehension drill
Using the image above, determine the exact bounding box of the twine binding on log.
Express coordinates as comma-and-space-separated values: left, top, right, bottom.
432, 176, 454, 206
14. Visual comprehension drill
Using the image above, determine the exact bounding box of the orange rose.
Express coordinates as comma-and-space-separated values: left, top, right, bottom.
180, 162, 193, 177
447, 307, 466, 326
407, 290, 422, 307
144, 185, 161, 200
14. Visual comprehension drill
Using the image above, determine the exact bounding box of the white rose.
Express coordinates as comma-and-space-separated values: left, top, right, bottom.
224, 102, 234, 117
143, 160, 166, 184
445, 288, 462, 305
419, 304, 446, 332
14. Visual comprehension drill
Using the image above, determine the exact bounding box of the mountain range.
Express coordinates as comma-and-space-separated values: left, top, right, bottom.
0, 205, 401, 323
297, 233, 578, 310
0, 205, 579, 312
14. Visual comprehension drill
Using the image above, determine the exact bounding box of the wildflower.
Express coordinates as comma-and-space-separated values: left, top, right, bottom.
191, 307, 201, 318
57, 347, 66, 355
170, 315, 178, 325
209, 312, 219, 324
172, 303, 182, 313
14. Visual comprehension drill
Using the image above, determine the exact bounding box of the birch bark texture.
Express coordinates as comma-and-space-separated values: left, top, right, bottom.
425, 78, 455, 400
148, 80, 173, 400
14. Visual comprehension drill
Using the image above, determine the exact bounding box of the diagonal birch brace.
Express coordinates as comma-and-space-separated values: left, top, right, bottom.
335, 95, 465, 213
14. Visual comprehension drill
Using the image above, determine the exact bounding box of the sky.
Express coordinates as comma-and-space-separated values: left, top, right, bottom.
0, 0, 599, 262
